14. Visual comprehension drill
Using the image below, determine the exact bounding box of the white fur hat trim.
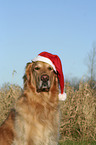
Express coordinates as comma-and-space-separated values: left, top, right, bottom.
32, 55, 56, 72
59, 92, 67, 101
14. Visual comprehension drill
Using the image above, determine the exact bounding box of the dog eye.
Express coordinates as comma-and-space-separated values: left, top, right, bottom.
48, 67, 53, 71
34, 67, 40, 70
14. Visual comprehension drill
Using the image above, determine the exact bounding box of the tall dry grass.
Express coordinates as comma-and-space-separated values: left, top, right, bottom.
0, 82, 96, 141
0, 83, 22, 125
60, 81, 96, 141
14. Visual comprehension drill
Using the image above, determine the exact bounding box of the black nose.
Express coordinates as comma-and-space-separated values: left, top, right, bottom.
41, 74, 49, 82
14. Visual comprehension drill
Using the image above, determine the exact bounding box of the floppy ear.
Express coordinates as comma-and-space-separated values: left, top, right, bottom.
25, 62, 32, 81
49, 74, 59, 104
23, 62, 33, 88
50, 74, 59, 98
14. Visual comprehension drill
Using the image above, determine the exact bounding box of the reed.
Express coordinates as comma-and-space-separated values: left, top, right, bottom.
0, 83, 21, 124
60, 82, 96, 141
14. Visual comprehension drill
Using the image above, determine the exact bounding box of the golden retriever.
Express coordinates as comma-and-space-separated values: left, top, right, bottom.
0, 61, 60, 145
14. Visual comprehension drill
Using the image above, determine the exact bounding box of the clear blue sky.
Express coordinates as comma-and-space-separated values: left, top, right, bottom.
0, 0, 96, 87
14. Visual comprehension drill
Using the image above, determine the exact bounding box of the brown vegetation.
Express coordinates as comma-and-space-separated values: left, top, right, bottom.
60, 82, 96, 141
0, 83, 22, 125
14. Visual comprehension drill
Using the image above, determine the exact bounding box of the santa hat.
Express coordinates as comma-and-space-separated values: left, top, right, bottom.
32, 52, 66, 101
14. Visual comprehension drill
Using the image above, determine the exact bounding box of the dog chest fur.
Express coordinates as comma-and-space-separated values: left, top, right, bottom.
12, 97, 59, 145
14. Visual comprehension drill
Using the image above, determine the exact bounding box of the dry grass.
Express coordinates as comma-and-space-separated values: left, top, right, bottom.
60, 81, 96, 141
0, 82, 96, 142
0, 83, 22, 125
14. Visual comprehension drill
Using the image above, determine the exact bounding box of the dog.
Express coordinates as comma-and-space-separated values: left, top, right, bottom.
0, 61, 60, 145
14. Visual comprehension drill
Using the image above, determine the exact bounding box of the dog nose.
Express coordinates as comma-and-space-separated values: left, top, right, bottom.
41, 75, 49, 82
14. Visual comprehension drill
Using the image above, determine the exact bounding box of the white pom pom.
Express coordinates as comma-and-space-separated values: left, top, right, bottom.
59, 92, 67, 101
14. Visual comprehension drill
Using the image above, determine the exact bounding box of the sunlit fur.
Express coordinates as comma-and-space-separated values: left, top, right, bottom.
0, 109, 15, 145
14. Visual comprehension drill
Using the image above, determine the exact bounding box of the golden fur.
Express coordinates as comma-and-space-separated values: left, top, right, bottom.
0, 109, 15, 145
0, 61, 60, 145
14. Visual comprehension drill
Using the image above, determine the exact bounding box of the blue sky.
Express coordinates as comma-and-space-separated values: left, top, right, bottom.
0, 0, 96, 87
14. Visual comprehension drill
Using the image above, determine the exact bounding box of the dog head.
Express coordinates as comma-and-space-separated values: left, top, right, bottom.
23, 61, 59, 93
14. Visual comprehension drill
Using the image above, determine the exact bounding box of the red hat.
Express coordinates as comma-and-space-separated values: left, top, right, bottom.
32, 52, 66, 101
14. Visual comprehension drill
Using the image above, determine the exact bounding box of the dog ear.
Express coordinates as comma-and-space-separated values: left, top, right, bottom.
25, 62, 32, 81
50, 74, 59, 102
23, 62, 32, 88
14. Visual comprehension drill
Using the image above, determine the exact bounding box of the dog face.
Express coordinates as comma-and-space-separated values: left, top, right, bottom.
24, 61, 58, 93
32, 61, 57, 92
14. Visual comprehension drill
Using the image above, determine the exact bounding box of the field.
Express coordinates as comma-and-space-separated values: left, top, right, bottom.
0, 81, 96, 145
